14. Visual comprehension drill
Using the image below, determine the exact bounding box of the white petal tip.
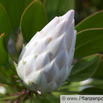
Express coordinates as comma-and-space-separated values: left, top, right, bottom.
74, 30, 77, 35
62, 10, 74, 19
37, 90, 41, 94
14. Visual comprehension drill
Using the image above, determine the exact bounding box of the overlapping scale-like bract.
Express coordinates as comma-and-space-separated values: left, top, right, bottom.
16, 10, 77, 93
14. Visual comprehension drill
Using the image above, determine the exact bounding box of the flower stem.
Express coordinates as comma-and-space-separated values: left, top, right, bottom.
30, 92, 33, 103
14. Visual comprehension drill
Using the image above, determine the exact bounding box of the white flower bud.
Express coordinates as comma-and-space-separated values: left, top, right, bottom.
16, 10, 77, 93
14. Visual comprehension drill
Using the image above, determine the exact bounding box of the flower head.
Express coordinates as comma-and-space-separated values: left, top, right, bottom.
16, 10, 77, 93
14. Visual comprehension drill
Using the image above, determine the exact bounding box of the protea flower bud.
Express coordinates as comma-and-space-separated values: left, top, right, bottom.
16, 10, 77, 93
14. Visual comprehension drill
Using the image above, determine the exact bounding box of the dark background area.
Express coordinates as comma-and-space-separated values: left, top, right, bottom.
75, 0, 103, 25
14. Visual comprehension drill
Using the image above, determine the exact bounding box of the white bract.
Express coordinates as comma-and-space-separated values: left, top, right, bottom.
16, 10, 77, 93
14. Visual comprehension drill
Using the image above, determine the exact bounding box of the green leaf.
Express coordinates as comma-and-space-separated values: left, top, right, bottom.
24, 0, 33, 8
69, 54, 102, 81
75, 28, 103, 58
0, 0, 25, 33
9, 94, 23, 103
0, 35, 19, 89
68, 0, 74, 10
0, 96, 16, 101
22, 0, 74, 23
86, 79, 103, 89
0, 33, 8, 66
0, 54, 18, 87
0, 4, 12, 43
45, 0, 74, 22
0, 34, 19, 86
0, 61, 18, 85
92, 59, 103, 79
75, 10, 103, 32
80, 87, 103, 95
58, 82, 80, 94
39, 94, 59, 103
0, 66, 13, 85
40, 0, 45, 4
21, 0, 47, 43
